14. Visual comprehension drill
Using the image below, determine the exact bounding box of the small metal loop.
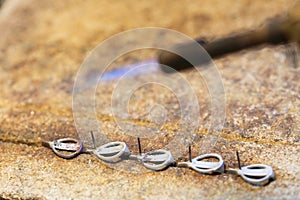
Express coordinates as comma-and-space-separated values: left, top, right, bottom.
94, 142, 130, 162
176, 161, 191, 168
239, 164, 275, 186
128, 154, 143, 161
190, 153, 224, 174
141, 149, 174, 171
226, 168, 240, 175
51, 138, 83, 159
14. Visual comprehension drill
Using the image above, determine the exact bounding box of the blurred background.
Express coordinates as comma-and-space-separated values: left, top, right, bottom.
0, 0, 299, 199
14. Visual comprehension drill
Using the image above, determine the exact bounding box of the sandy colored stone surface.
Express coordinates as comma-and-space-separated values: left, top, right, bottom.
0, 0, 299, 199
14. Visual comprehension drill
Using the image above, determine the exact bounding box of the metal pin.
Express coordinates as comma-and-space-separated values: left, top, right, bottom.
236, 150, 241, 169
189, 145, 192, 162
137, 137, 142, 155
90, 131, 96, 149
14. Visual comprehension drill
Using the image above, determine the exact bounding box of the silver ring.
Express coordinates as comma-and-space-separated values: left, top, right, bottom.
141, 149, 174, 171
51, 138, 83, 159
93, 141, 130, 162
239, 164, 275, 186
189, 153, 224, 174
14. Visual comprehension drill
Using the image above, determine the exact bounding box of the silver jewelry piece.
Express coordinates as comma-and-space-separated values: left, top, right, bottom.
138, 150, 174, 171
93, 141, 130, 162
129, 138, 175, 171
177, 153, 224, 174
227, 151, 275, 186
228, 164, 275, 186
42, 138, 83, 159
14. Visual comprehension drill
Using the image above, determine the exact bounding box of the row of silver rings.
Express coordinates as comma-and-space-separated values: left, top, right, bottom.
42, 137, 275, 187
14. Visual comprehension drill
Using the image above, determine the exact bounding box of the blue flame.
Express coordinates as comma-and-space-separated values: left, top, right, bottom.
101, 59, 159, 81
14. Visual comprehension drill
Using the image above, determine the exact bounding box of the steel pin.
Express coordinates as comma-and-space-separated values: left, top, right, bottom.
137, 137, 142, 156
189, 145, 192, 162
90, 131, 96, 149
236, 150, 241, 169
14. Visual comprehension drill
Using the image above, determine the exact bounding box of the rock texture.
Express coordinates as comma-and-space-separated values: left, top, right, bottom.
0, 0, 299, 199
